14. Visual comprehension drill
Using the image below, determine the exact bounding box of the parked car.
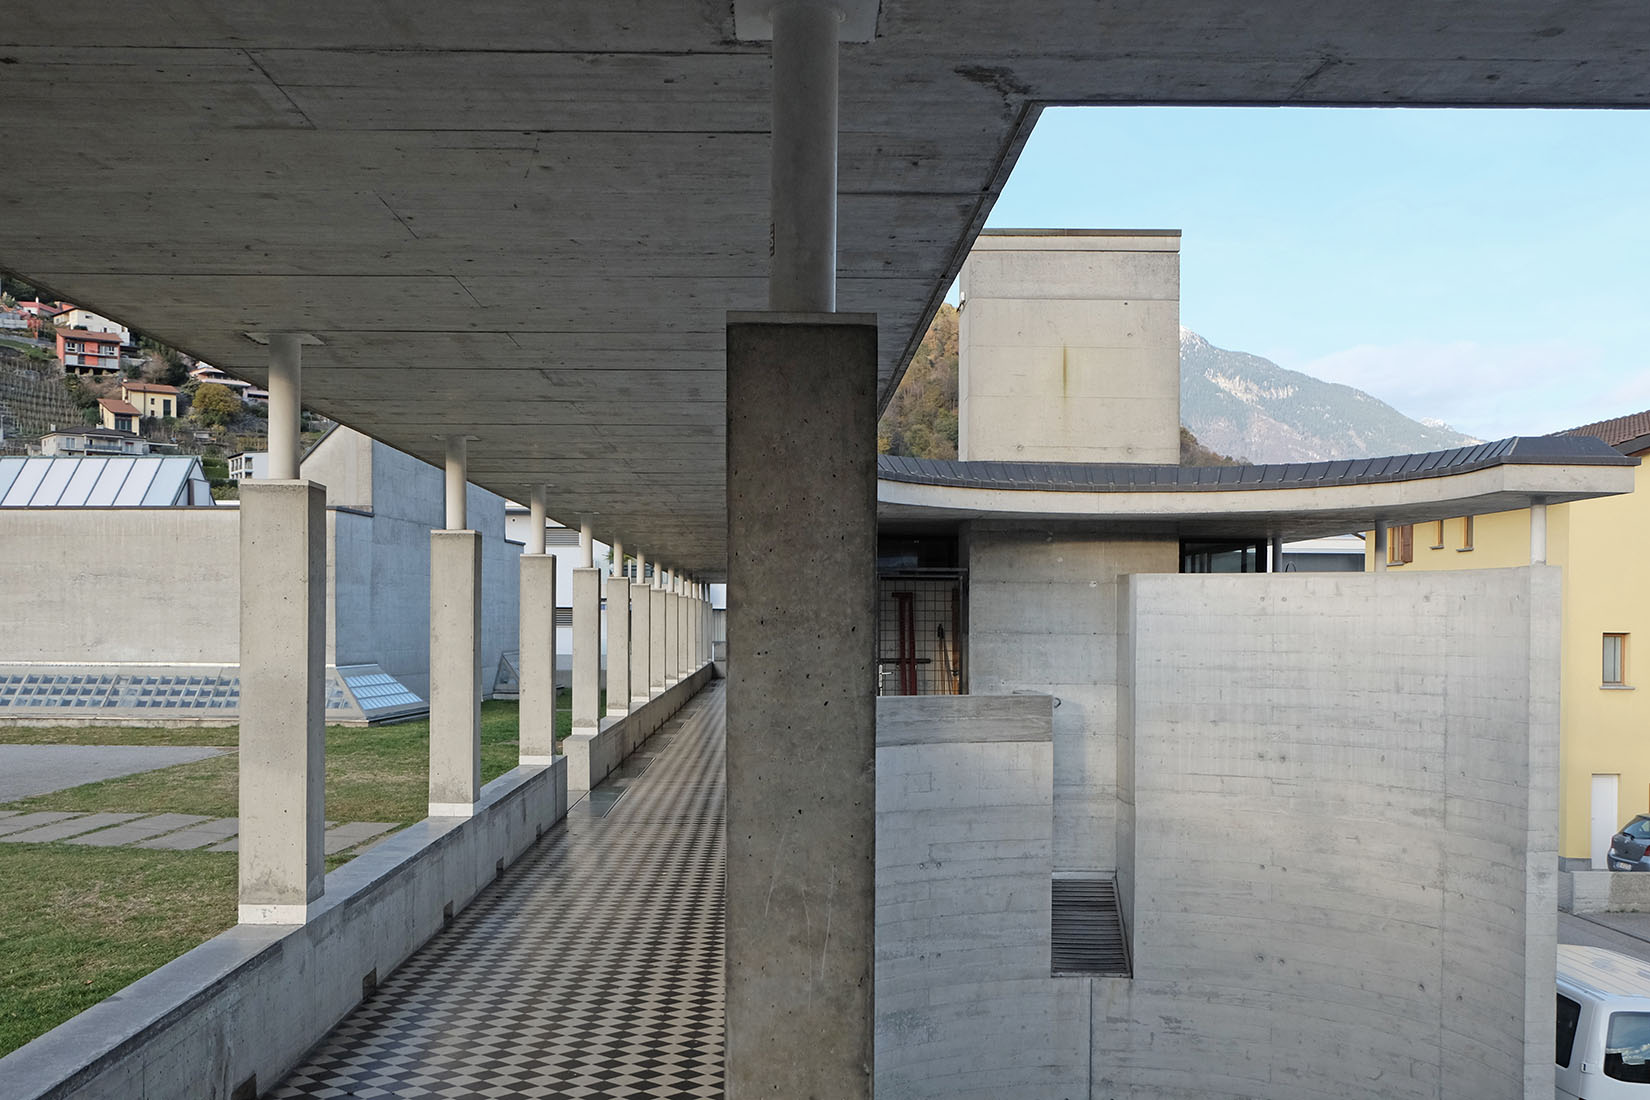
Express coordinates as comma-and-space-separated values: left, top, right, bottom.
1609, 816, 1650, 871
1559, 944, 1650, 1097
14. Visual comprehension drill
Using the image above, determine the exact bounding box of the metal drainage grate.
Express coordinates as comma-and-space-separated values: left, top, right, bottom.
1052, 875, 1130, 976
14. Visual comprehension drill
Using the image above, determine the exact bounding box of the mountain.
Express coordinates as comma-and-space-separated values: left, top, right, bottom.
1180, 329, 1479, 463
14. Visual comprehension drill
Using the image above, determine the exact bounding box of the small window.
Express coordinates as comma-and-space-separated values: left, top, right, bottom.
1606, 1011, 1650, 1082
1430, 520, 1445, 549
1605, 634, 1628, 686
1387, 524, 1414, 565
1558, 993, 1581, 1068
1460, 515, 1474, 551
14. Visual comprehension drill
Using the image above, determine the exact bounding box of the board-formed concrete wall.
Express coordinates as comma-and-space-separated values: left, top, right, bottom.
958, 231, 1181, 465
875, 694, 1089, 1099
1109, 568, 1559, 1100
0, 509, 241, 662
965, 521, 1177, 873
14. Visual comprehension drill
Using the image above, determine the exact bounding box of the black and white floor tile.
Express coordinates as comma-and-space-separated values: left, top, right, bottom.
271, 683, 726, 1100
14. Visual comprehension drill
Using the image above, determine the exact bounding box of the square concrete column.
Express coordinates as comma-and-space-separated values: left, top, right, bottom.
238, 480, 326, 925
518, 554, 558, 764
429, 530, 482, 815
631, 576, 653, 709
606, 576, 631, 718
664, 586, 680, 685
677, 587, 690, 677
572, 566, 601, 732
650, 585, 668, 693
726, 313, 877, 1098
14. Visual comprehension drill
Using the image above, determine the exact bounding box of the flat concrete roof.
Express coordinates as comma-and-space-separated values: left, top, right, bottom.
4, 2, 1649, 575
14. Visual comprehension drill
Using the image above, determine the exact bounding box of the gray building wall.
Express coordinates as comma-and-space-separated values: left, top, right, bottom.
0, 509, 240, 662
958, 231, 1181, 465
0, 428, 521, 703
877, 567, 1559, 1100
965, 521, 1177, 872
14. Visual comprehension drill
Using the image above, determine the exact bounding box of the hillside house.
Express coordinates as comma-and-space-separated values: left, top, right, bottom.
97, 397, 139, 433
54, 309, 131, 345
120, 380, 178, 419
37, 427, 150, 457
56, 328, 121, 376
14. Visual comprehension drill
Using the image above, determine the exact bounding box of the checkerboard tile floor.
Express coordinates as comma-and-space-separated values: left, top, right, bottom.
270, 683, 726, 1099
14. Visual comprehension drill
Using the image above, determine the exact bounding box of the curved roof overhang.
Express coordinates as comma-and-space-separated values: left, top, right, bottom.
877, 438, 1639, 540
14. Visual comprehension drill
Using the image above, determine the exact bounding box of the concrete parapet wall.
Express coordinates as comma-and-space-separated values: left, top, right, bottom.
874, 694, 1086, 1099
1111, 568, 1559, 1100
563, 663, 714, 793
0, 758, 568, 1100
1561, 869, 1650, 913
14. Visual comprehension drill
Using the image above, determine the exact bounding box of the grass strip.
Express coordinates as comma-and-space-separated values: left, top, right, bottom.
0, 845, 236, 1057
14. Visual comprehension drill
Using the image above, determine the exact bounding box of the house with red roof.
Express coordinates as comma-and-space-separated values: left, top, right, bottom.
57, 327, 122, 377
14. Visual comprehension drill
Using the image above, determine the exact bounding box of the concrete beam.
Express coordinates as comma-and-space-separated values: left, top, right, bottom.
237, 480, 326, 925
725, 313, 877, 1098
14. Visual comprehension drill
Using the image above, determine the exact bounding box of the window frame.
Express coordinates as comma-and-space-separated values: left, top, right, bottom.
1458, 515, 1474, 552
1605, 633, 1628, 687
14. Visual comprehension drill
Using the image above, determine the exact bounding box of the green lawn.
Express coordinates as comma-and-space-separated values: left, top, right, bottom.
0, 698, 586, 1057
0, 846, 237, 1057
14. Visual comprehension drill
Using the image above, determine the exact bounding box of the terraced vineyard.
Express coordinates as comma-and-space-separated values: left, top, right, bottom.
0, 349, 82, 455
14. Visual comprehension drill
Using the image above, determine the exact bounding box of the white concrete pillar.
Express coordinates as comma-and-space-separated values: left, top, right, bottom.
606, 572, 631, 719
664, 569, 680, 685
528, 484, 547, 556
612, 539, 624, 578
267, 334, 302, 480
1530, 501, 1548, 564
769, 0, 839, 312
572, 562, 601, 733
444, 436, 467, 531
1373, 522, 1388, 573
650, 570, 668, 694
631, 550, 652, 709
429, 529, 482, 816
519, 550, 557, 764
677, 574, 690, 678
238, 479, 326, 924
726, 314, 877, 1098
579, 520, 593, 568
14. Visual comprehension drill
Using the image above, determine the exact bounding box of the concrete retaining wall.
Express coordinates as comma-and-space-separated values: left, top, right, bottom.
1108, 568, 1559, 1100
965, 521, 1176, 873
875, 693, 1087, 1099
1560, 869, 1650, 913
0, 759, 569, 1100
563, 663, 714, 792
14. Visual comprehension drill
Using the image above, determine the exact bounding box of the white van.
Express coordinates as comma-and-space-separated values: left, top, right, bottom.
1558, 944, 1650, 1098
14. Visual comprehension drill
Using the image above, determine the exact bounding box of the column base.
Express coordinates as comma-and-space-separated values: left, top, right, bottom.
518, 754, 558, 767
239, 901, 318, 926
428, 801, 477, 818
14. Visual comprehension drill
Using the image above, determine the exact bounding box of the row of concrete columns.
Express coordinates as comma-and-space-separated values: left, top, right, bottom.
236, 336, 714, 924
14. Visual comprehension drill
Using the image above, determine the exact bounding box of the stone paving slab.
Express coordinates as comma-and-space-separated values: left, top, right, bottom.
135, 817, 239, 851
68, 813, 213, 848
0, 745, 228, 801
322, 822, 398, 855
0, 812, 145, 844
0, 811, 82, 837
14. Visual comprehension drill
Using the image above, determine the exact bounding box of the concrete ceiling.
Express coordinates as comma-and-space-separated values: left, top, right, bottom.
3, 1, 1648, 578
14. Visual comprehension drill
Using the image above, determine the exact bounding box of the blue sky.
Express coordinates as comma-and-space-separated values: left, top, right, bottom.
983, 107, 1650, 441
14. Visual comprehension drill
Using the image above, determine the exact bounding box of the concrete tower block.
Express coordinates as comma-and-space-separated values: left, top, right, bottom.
726, 313, 877, 1099
959, 230, 1181, 464
518, 553, 558, 763
238, 480, 327, 924
429, 530, 482, 815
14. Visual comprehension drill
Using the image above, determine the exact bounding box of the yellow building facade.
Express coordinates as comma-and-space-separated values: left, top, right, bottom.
1370, 415, 1650, 867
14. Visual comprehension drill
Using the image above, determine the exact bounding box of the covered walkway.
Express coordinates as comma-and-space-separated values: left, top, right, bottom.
272, 683, 726, 1100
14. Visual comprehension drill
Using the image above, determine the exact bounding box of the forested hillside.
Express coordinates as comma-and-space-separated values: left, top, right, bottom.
877, 304, 957, 459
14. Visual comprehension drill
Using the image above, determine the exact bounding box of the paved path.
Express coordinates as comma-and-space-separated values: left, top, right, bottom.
272, 681, 726, 1100
0, 744, 227, 801
0, 810, 398, 854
